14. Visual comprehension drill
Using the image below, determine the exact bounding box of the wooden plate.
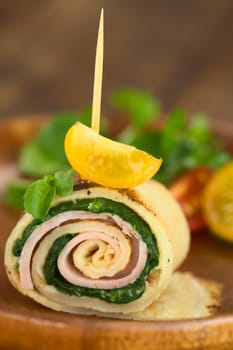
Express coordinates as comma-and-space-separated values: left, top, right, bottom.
0, 117, 232, 350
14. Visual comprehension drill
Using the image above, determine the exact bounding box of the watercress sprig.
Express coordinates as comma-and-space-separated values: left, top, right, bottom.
19, 109, 92, 177
24, 170, 74, 219
110, 89, 230, 184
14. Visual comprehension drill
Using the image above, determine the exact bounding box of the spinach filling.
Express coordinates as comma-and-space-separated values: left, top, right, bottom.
12, 198, 159, 303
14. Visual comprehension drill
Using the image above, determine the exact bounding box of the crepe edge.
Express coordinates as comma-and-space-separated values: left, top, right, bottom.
51, 272, 222, 321
197, 275, 223, 317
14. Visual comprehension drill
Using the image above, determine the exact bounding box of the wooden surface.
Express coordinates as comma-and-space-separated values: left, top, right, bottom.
0, 1, 233, 122
0, 117, 232, 350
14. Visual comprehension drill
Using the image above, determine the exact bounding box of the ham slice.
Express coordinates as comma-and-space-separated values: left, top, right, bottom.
19, 211, 147, 290
57, 231, 147, 289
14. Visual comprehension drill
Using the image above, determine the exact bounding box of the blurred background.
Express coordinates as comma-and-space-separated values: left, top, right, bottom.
0, 0, 232, 121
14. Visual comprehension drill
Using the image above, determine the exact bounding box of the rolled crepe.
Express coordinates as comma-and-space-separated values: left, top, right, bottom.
5, 179, 190, 315
87, 272, 222, 320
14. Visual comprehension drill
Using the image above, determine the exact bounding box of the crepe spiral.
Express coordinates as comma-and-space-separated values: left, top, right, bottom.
5, 180, 190, 315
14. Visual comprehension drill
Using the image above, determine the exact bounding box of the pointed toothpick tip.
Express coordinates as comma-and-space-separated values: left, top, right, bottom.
91, 9, 104, 134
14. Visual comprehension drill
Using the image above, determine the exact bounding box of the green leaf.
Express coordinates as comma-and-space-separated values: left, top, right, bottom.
22, 170, 75, 218
36, 112, 80, 164
24, 179, 56, 219
19, 142, 68, 177
54, 170, 74, 196
125, 105, 230, 184
208, 152, 231, 169
5, 180, 31, 209
129, 131, 162, 157
78, 107, 92, 127
111, 88, 161, 129
18, 109, 92, 178
161, 108, 186, 156
186, 114, 212, 147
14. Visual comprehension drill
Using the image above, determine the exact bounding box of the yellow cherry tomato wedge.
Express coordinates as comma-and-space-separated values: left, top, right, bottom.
65, 122, 162, 188
201, 161, 233, 243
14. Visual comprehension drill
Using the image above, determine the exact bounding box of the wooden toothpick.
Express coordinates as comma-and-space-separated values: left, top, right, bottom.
91, 8, 104, 134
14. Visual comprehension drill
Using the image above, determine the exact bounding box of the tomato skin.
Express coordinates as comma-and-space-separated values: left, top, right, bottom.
201, 161, 233, 243
65, 122, 162, 188
169, 167, 213, 233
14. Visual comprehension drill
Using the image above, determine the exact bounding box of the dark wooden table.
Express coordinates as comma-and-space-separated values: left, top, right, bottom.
0, 0, 233, 122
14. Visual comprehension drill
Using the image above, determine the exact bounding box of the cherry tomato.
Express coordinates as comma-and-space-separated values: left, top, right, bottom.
169, 167, 213, 233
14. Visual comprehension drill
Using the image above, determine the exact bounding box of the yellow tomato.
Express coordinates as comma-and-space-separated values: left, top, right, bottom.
65, 123, 162, 188
201, 161, 233, 243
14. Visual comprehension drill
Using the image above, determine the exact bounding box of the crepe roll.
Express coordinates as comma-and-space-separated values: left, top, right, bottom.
5, 179, 190, 315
